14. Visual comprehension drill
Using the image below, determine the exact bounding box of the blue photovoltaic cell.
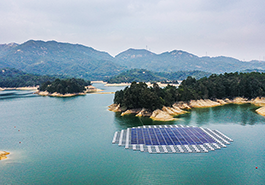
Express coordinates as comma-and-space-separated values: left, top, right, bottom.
130, 127, 217, 146
154, 128, 167, 145
149, 128, 159, 145
166, 128, 181, 145
160, 128, 174, 145
131, 128, 137, 144
143, 128, 152, 145
114, 125, 233, 154
137, 128, 144, 144
193, 127, 216, 143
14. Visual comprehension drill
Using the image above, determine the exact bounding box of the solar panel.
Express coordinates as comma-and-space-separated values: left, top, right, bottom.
112, 125, 233, 154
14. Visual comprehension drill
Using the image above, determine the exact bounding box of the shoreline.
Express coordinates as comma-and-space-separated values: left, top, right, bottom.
109, 97, 265, 121
105, 82, 179, 87
0, 86, 39, 91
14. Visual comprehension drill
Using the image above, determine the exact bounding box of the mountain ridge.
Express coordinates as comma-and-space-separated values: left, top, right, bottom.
114, 48, 265, 73
0, 40, 265, 80
0, 40, 124, 80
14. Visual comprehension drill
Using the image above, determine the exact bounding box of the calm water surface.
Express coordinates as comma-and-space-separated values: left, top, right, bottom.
0, 84, 264, 185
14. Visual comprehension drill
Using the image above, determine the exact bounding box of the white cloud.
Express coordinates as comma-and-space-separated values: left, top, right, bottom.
0, 0, 264, 60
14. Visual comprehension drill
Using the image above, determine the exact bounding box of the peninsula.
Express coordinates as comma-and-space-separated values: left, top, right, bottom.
109, 72, 265, 121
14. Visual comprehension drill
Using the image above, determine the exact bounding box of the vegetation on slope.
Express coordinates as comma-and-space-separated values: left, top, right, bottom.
179, 72, 265, 100
1, 40, 265, 81
114, 82, 178, 111
0, 40, 125, 80
114, 72, 265, 111
0, 68, 64, 87
39, 78, 91, 94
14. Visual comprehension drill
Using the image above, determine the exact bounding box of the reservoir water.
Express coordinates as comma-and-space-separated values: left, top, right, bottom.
0, 84, 265, 185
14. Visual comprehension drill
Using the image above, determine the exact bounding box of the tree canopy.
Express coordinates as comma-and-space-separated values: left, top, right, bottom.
114, 82, 178, 111
178, 72, 265, 100
0, 68, 60, 87
114, 72, 265, 111
39, 78, 91, 94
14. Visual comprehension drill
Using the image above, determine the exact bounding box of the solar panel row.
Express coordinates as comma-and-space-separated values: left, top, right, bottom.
112, 125, 232, 154
130, 127, 217, 146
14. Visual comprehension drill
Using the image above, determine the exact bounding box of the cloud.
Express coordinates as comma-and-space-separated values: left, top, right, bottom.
0, 0, 264, 60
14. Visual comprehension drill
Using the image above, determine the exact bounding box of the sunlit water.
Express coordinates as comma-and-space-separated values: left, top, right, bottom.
0, 84, 265, 185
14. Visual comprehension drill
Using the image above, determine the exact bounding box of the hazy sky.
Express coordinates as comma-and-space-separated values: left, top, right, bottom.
1, 0, 265, 61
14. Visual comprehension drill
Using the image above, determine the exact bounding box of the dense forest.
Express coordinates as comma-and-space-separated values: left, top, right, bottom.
107, 69, 211, 83
179, 72, 265, 100
114, 82, 176, 111
114, 72, 265, 111
0, 68, 66, 87
39, 78, 91, 94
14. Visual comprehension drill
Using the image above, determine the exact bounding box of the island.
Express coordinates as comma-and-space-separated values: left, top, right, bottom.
109, 72, 265, 121
36, 78, 102, 97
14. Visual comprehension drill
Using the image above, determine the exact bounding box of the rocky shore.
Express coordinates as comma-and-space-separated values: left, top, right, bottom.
0, 151, 10, 160
108, 97, 265, 121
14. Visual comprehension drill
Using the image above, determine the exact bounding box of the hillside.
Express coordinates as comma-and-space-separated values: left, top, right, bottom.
0, 43, 18, 57
107, 69, 211, 83
0, 68, 67, 87
1, 40, 265, 80
0, 40, 125, 80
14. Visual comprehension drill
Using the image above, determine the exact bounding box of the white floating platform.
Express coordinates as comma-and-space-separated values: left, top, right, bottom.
112, 125, 233, 154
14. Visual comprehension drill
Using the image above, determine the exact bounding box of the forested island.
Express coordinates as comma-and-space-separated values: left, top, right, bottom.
38, 78, 93, 97
0, 68, 102, 97
109, 72, 265, 121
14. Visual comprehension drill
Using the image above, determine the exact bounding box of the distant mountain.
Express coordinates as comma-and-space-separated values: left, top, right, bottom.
115, 49, 158, 69
240, 69, 265, 73
1, 40, 265, 81
155, 70, 212, 80
0, 40, 125, 80
0, 43, 18, 57
107, 68, 211, 83
114, 49, 265, 73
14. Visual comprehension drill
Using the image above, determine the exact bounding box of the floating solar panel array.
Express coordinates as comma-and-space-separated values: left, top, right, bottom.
112, 125, 233, 154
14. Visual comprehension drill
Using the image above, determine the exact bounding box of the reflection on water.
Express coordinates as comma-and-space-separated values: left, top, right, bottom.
115, 104, 265, 128
114, 113, 175, 130
0, 90, 37, 100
